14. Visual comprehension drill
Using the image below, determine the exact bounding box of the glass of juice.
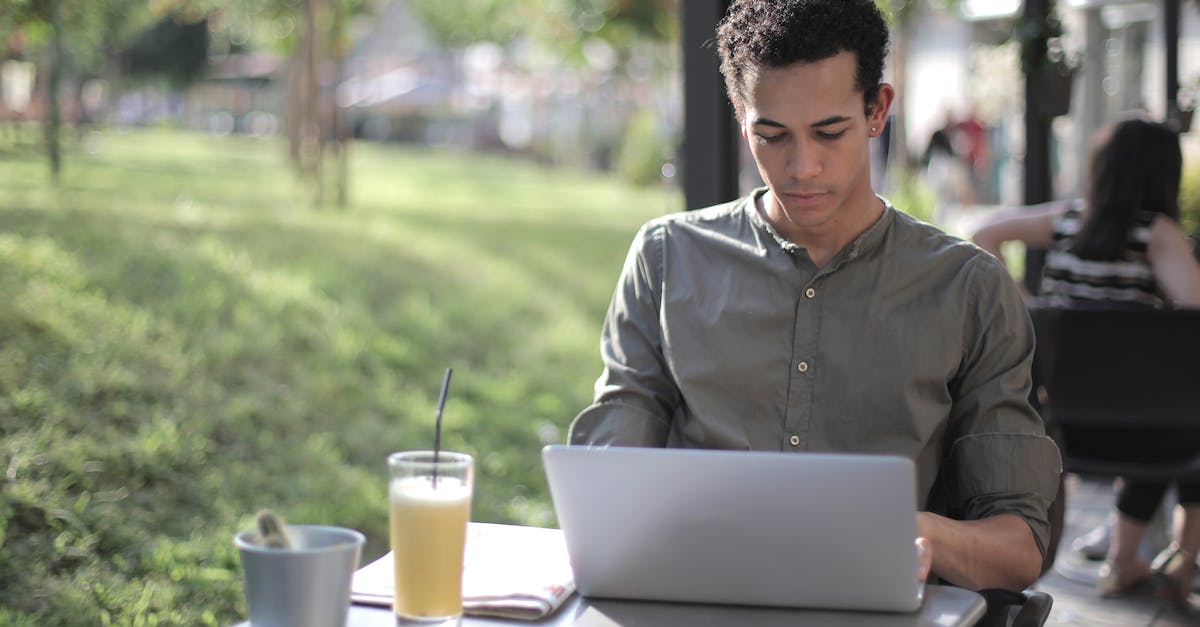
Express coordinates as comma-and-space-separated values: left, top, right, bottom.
388, 451, 473, 625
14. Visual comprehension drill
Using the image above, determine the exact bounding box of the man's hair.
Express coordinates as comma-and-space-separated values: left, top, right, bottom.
1073, 118, 1183, 260
716, 0, 890, 119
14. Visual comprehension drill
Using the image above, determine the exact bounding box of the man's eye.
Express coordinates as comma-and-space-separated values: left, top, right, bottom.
755, 134, 785, 144
817, 130, 847, 140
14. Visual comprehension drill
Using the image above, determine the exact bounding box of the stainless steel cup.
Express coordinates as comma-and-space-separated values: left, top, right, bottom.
235, 524, 365, 627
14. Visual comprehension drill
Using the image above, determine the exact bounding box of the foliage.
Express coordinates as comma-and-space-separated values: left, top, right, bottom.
615, 107, 673, 187
123, 13, 210, 87
0, 0, 156, 74
200, 0, 372, 56
887, 172, 937, 224
1009, 0, 1080, 78
409, 0, 677, 62
0, 127, 679, 624
408, 0, 542, 48
0, 0, 368, 83
874, 0, 961, 26
1180, 75, 1200, 112
1182, 160, 1200, 236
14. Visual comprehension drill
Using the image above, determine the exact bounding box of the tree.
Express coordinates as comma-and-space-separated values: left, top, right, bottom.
123, 13, 210, 88
0, 0, 160, 177
409, 0, 677, 63
407, 0, 678, 173
176, 0, 367, 207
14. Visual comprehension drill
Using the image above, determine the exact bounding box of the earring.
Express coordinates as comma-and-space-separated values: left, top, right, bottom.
871, 127, 877, 132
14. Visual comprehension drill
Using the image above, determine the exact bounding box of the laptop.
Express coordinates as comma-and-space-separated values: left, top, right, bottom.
541, 445, 924, 613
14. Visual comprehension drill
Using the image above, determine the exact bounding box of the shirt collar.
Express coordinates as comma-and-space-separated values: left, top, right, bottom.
745, 188, 801, 254
744, 187, 897, 267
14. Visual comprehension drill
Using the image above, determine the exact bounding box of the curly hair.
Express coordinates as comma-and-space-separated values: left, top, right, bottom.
716, 0, 890, 119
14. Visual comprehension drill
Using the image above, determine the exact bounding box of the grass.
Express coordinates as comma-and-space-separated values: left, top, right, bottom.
0, 127, 678, 626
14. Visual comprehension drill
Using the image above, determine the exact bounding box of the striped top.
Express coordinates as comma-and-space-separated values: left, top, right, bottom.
1039, 201, 1163, 308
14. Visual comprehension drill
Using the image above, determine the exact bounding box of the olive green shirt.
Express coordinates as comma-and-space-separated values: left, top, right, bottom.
569, 189, 1062, 555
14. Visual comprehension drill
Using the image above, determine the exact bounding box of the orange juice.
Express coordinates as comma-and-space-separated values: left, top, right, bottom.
389, 475, 472, 619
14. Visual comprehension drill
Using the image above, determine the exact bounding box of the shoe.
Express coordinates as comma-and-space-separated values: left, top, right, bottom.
1151, 543, 1198, 608
1097, 560, 1153, 598
1071, 523, 1111, 562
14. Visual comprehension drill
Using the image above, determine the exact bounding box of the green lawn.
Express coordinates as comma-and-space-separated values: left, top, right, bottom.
0, 128, 678, 626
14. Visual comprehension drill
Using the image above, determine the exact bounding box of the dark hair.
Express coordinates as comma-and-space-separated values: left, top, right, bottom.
1072, 118, 1183, 260
715, 0, 890, 119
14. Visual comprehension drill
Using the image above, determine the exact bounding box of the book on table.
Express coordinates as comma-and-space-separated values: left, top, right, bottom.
350, 522, 576, 620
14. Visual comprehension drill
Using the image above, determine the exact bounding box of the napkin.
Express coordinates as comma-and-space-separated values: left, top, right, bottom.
351, 522, 576, 620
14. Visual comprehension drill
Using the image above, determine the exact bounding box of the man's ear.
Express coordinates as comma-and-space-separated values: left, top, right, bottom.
868, 84, 895, 137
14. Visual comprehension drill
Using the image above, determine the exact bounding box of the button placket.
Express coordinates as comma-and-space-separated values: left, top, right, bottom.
784, 279, 819, 457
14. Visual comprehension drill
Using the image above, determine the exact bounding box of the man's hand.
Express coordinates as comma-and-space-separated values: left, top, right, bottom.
916, 511, 1042, 591
916, 537, 932, 582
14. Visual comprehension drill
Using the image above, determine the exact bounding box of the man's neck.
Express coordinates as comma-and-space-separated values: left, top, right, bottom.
760, 190, 885, 268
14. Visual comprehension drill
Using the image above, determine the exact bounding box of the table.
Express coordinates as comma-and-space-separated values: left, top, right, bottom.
339, 585, 987, 627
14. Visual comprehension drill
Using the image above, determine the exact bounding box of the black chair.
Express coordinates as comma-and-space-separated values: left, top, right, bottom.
1028, 306, 1200, 593
1029, 306, 1200, 481
976, 589, 1054, 627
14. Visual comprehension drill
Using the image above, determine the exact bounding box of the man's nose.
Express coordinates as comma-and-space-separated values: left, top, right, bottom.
787, 140, 822, 179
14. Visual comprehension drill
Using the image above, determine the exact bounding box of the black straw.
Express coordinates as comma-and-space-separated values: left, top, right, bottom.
432, 367, 452, 488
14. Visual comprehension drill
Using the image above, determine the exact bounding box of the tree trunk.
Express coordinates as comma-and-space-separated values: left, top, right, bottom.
100, 6, 128, 129
301, 0, 323, 204
285, 51, 303, 172
331, 0, 348, 208
44, 0, 63, 180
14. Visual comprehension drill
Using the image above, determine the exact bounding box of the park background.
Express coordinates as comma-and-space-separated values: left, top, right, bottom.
2, 0, 1200, 624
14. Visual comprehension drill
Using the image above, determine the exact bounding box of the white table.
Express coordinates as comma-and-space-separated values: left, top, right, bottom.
338, 584, 987, 626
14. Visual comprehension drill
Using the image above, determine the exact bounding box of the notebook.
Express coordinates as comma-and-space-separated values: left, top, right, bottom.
541, 444, 924, 613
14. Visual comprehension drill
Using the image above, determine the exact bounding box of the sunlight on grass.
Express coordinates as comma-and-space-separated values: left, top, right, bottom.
0, 128, 678, 625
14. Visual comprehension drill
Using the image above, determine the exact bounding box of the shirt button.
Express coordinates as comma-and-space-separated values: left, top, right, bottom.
797, 361, 809, 373
789, 435, 800, 446
805, 287, 816, 298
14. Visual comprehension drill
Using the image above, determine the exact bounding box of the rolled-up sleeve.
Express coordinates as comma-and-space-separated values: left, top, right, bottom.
947, 255, 1063, 555
568, 223, 678, 447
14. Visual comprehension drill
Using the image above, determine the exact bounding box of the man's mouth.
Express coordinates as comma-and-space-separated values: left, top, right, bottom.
781, 190, 829, 206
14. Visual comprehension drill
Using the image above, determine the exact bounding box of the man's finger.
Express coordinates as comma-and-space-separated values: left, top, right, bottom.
915, 537, 933, 582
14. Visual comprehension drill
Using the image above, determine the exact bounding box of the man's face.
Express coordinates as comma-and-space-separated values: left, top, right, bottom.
740, 51, 891, 241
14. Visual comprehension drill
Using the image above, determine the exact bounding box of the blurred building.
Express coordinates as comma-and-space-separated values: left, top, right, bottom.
187, 52, 284, 136
337, 0, 459, 144
904, 0, 1200, 206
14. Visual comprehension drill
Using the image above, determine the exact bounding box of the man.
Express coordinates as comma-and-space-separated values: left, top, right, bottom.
568, 0, 1061, 592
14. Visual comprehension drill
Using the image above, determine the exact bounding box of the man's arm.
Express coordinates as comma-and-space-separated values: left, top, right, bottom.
918, 512, 1042, 590
930, 253, 1062, 591
568, 223, 678, 447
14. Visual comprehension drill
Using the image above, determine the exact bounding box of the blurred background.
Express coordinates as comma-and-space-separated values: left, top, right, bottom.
4, 0, 1198, 210
0, 0, 1198, 624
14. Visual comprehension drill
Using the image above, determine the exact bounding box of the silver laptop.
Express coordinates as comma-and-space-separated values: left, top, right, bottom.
542, 445, 924, 613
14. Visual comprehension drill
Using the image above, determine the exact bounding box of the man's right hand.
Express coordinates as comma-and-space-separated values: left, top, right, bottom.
916, 537, 932, 583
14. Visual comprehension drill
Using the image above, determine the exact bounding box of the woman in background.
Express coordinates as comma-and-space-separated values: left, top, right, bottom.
972, 117, 1200, 607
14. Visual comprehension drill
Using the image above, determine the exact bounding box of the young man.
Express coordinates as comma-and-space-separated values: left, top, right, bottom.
569, 0, 1061, 592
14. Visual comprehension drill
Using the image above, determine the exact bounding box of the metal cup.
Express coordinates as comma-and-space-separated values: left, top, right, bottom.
235, 524, 365, 627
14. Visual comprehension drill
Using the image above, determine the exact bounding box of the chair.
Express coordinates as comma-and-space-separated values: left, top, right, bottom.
1028, 306, 1200, 481
976, 589, 1054, 627
1028, 306, 1200, 589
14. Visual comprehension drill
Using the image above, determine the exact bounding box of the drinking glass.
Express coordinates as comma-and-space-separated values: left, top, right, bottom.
388, 451, 474, 625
